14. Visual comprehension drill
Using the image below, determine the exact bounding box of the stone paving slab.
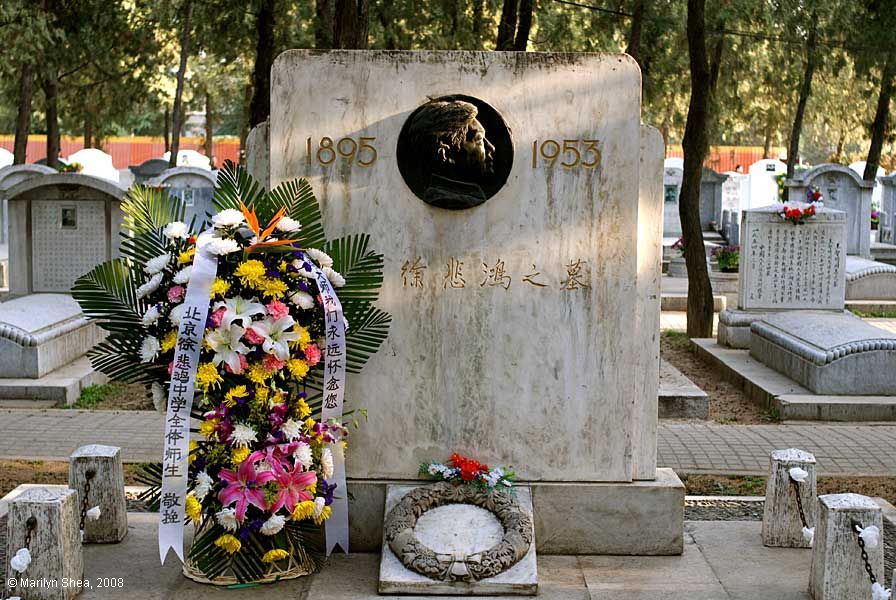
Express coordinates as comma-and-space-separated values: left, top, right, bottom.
659, 359, 709, 420
2, 409, 896, 477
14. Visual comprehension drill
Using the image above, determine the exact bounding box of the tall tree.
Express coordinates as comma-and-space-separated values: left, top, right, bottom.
786, 15, 818, 178
625, 0, 645, 64
315, 0, 334, 48
249, 0, 275, 127
43, 72, 60, 168
13, 64, 34, 164
496, 0, 517, 50
514, 0, 533, 51
333, 0, 369, 48
169, 1, 194, 169
865, 56, 895, 181
679, 0, 716, 337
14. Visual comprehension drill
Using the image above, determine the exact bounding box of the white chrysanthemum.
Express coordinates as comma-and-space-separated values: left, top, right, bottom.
872, 582, 892, 600
206, 236, 241, 255
312, 497, 326, 519
305, 248, 333, 268
151, 382, 166, 413
173, 265, 192, 284
288, 290, 315, 310
169, 303, 187, 325
856, 524, 881, 549
136, 272, 164, 299
280, 419, 303, 442
163, 221, 188, 240
427, 463, 447, 477
86, 506, 101, 521
260, 514, 286, 536
10, 547, 31, 573
788, 467, 808, 483
211, 208, 245, 228
216, 507, 238, 531
229, 423, 257, 448
194, 471, 213, 501
140, 336, 160, 363
291, 260, 316, 279
141, 304, 160, 327
275, 216, 301, 233
802, 526, 814, 546
294, 443, 313, 470
321, 447, 334, 480
144, 253, 171, 275
322, 266, 346, 288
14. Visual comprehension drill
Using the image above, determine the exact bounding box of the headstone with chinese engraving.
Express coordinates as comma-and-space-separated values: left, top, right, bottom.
270, 50, 682, 566
663, 165, 683, 237
148, 167, 217, 226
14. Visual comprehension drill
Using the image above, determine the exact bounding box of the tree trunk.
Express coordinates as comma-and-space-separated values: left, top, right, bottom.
169, 1, 193, 169
833, 130, 844, 163
625, 0, 645, 63
239, 83, 252, 163
315, 0, 334, 48
43, 72, 60, 169
164, 105, 170, 152
84, 111, 93, 149
249, 0, 275, 127
496, 0, 517, 50
680, 0, 714, 338
762, 121, 772, 159
786, 17, 817, 179
513, 0, 533, 51
472, 0, 485, 48
864, 55, 895, 181
13, 63, 34, 165
333, 0, 369, 49
377, 4, 397, 49
204, 90, 214, 167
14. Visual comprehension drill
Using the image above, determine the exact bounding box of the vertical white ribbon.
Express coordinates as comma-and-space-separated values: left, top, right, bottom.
158, 235, 217, 564
312, 266, 349, 555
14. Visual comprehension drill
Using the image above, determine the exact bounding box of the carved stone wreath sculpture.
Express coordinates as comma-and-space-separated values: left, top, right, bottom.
383, 481, 534, 582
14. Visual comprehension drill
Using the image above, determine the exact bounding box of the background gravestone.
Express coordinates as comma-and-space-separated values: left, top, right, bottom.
747, 158, 786, 209
787, 164, 873, 257
700, 168, 727, 230
271, 50, 656, 484
128, 158, 169, 184
663, 165, 683, 237
5, 173, 125, 296
66, 148, 120, 183
0, 164, 57, 245
880, 174, 896, 245
148, 167, 217, 226
849, 160, 883, 210
162, 149, 211, 170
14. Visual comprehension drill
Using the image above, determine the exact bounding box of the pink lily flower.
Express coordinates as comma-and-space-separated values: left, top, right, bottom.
269, 460, 317, 514
217, 451, 275, 521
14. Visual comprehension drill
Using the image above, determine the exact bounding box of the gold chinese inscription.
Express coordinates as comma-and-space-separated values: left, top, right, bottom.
560, 259, 591, 290
403, 258, 589, 291
531, 139, 601, 169
480, 259, 511, 290
443, 257, 466, 289
401, 257, 427, 288
306, 136, 377, 167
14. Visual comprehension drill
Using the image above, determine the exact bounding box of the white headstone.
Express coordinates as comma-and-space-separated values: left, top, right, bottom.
271, 50, 651, 482
880, 174, 896, 244
738, 206, 846, 311
747, 158, 786, 209
663, 166, 683, 237
663, 157, 683, 170
66, 148, 120, 183
0, 164, 57, 245
0, 147, 13, 168
162, 149, 212, 170
849, 160, 884, 211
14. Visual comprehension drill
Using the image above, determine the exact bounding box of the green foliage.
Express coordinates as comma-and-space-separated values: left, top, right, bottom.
70, 382, 126, 409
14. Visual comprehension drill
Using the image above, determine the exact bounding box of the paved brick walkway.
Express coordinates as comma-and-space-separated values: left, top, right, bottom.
2, 409, 895, 476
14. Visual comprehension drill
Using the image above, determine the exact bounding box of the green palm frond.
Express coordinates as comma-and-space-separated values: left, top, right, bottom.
87, 334, 155, 384
121, 184, 186, 236
119, 228, 170, 267
267, 177, 326, 248
71, 259, 144, 333
323, 234, 385, 305
212, 160, 265, 216
343, 304, 392, 374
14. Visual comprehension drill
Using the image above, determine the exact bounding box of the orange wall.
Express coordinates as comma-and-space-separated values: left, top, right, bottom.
666, 145, 787, 173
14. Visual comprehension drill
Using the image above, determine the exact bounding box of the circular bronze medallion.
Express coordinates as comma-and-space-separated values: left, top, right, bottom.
396, 95, 513, 210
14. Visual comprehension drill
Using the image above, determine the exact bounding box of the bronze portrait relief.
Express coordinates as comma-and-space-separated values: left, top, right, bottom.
397, 95, 513, 210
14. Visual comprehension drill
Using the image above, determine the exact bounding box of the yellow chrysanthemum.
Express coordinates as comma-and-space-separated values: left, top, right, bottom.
292, 500, 315, 521
223, 385, 249, 408
177, 248, 196, 265
290, 326, 312, 350
214, 534, 241, 554
235, 260, 267, 287
297, 398, 311, 419
304, 417, 316, 431
188, 440, 198, 464
306, 481, 316, 495
247, 363, 270, 385
195, 362, 222, 392
199, 418, 219, 439
261, 549, 289, 563
255, 386, 269, 405
287, 359, 309, 381
210, 278, 230, 298
278, 260, 288, 273
185, 493, 201, 523
259, 277, 288, 299
231, 446, 251, 465
160, 330, 178, 353
314, 505, 332, 525
341, 440, 348, 451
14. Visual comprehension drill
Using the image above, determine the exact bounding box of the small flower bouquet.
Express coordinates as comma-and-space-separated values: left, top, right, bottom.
778, 189, 822, 226
72, 162, 391, 584
420, 453, 515, 490
872, 208, 881, 230
58, 161, 83, 173
710, 244, 739, 273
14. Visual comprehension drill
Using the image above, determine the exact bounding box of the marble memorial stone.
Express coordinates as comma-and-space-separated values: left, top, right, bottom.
738, 206, 846, 311
700, 168, 727, 230
0, 164, 57, 245
747, 158, 786, 209
245, 120, 270, 191
6, 174, 125, 296
663, 166, 683, 237
787, 163, 873, 257
880, 174, 896, 245
271, 50, 647, 482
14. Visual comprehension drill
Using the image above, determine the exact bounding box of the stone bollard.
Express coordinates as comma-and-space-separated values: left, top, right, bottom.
5, 487, 83, 600
761, 448, 817, 548
69, 444, 128, 543
809, 493, 883, 600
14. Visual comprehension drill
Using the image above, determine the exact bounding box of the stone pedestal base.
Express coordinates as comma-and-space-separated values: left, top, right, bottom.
762, 448, 817, 548
717, 309, 769, 349
350, 469, 684, 556
845, 256, 896, 300
667, 256, 687, 278
69, 444, 128, 543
